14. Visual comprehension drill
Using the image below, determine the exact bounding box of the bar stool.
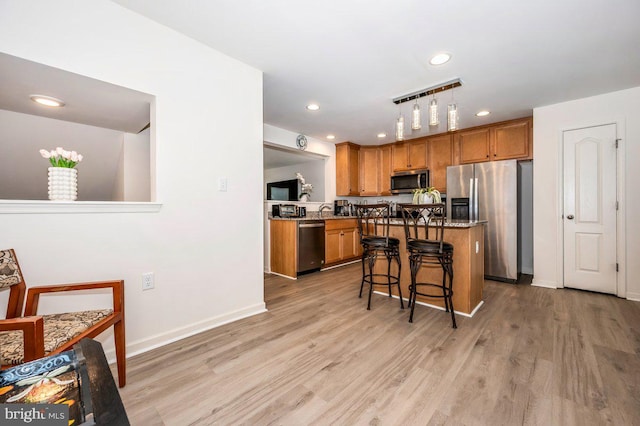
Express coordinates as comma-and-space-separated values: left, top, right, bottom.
398, 203, 456, 328
354, 203, 403, 310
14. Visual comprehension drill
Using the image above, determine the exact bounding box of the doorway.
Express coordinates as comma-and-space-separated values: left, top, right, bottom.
562, 124, 617, 294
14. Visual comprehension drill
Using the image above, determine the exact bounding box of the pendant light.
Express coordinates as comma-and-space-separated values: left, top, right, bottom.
429, 95, 439, 126
411, 99, 421, 130
396, 113, 405, 141
447, 88, 459, 132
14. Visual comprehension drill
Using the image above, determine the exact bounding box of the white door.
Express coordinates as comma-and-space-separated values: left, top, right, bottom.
563, 124, 617, 294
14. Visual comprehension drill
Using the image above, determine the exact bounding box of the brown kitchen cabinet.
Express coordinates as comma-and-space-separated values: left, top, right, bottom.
427, 134, 453, 193
492, 119, 531, 160
457, 117, 532, 164
457, 127, 492, 164
379, 144, 393, 195
359, 146, 379, 196
336, 142, 360, 196
392, 139, 427, 171
324, 219, 361, 266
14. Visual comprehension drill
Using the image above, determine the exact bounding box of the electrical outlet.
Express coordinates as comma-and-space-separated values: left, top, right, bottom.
142, 272, 154, 290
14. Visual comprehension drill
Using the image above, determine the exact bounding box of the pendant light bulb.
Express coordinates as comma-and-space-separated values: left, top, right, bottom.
429, 97, 439, 126
396, 115, 405, 141
447, 103, 459, 132
411, 100, 421, 130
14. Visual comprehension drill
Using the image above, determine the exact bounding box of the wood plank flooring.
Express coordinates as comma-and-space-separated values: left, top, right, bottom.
117, 263, 640, 425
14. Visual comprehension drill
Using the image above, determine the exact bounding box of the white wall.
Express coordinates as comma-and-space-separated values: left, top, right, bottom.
0, 109, 124, 201
533, 86, 639, 300
264, 162, 325, 202
122, 128, 151, 201
264, 125, 336, 203
0, 1, 265, 359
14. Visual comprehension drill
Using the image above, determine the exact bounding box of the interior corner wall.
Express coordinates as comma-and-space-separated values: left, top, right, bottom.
532, 86, 640, 300
122, 128, 151, 201
0, 1, 265, 359
111, 138, 126, 201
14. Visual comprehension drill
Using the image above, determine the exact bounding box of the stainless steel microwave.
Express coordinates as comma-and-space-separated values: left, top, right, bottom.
390, 170, 429, 194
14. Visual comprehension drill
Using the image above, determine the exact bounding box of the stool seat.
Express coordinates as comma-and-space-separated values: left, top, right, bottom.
362, 236, 400, 248
407, 239, 453, 254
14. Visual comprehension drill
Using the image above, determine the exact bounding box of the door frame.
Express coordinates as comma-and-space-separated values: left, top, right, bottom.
557, 119, 626, 297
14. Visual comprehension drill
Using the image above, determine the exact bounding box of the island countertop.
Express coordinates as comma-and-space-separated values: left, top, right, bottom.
269, 214, 486, 229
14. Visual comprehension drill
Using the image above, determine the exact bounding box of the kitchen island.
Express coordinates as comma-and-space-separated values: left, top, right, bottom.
376, 220, 485, 316
269, 215, 485, 316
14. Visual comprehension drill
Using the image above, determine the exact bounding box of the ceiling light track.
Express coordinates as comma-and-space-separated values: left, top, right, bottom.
392, 78, 462, 105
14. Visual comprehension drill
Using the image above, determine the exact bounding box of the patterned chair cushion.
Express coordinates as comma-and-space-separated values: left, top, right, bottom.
0, 250, 21, 290
0, 309, 113, 365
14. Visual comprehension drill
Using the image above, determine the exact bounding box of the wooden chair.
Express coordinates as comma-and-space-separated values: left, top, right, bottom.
0, 249, 126, 387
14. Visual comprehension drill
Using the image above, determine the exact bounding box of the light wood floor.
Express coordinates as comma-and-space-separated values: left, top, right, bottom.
118, 263, 640, 425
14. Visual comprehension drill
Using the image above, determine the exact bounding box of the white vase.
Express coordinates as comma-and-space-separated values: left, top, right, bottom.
299, 194, 309, 202
48, 167, 78, 201
420, 193, 433, 204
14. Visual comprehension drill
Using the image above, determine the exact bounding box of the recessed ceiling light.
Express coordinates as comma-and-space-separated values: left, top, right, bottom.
306, 104, 320, 111
327, 134, 335, 140
30, 94, 65, 107
377, 133, 387, 138
429, 53, 451, 65
476, 110, 490, 117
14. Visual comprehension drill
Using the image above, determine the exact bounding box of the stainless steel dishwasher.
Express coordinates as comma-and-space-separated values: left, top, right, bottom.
297, 220, 325, 275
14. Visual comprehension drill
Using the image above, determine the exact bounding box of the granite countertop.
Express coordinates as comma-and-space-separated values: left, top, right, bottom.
269, 214, 486, 228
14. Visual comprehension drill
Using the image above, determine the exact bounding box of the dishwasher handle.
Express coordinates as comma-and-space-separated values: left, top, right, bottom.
299, 223, 325, 228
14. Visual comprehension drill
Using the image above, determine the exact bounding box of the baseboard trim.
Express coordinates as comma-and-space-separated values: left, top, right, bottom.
531, 279, 558, 289
268, 271, 297, 280
372, 291, 482, 318
104, 302, 267, 363
321, 259, 360, 271
626, 292, 640, 302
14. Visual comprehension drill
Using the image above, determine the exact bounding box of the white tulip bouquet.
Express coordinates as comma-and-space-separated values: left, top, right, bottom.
40, 147, 83, 168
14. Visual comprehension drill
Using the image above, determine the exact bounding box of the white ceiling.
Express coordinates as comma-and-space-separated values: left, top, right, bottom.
112, 0, 640, 145
0, 53, 152, 133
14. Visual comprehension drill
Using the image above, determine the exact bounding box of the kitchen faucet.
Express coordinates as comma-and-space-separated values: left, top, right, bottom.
318, 203, 332, 213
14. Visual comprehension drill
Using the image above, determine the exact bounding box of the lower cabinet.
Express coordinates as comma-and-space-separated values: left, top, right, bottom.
325, 219, 361, 266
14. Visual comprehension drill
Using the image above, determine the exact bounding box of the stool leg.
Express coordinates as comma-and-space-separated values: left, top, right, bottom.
367, 250, 376, 310
446, 260, 457, 328
359, 249, 366, 298
408, 254, 420, 323
395, 250, 404, 309
386, 250, 393, 297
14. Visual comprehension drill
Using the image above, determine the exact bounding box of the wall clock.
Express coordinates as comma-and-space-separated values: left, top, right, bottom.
296, 134, 308, 151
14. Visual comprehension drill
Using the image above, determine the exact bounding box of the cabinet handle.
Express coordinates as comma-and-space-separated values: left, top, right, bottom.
486, 155, 489, 158
494, 153, 497, 157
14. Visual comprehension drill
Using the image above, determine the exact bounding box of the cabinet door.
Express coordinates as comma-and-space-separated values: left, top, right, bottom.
458, 128, 491, 164
342, 228, 360, 260
408, 140, 427, 170
336, 143, 360, 196
392, 143, 409, 171
379, 145, 393, 195
427, 134, 453, 193
359, 147, 379, 196
325, 229, 343, 264
492, 119, 531, 160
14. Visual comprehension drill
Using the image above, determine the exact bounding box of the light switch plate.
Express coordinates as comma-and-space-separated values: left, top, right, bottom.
218, 177, 228, 192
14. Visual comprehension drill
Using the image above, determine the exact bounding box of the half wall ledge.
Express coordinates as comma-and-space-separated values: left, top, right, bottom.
0, 200, 162, 214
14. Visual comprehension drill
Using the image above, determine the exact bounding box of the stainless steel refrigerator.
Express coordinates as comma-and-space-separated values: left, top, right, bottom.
446, 159, 522, 282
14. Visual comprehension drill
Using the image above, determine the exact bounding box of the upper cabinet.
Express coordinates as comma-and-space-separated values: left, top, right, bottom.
335, 117, 532, 197
392, 140, 427, 171
379, 144, 393, 196
427, 134, 453, 193
336, 142, 360, 196
359, 146, 379, 196
456, 117, 532, 164
492, 119, 531, 160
